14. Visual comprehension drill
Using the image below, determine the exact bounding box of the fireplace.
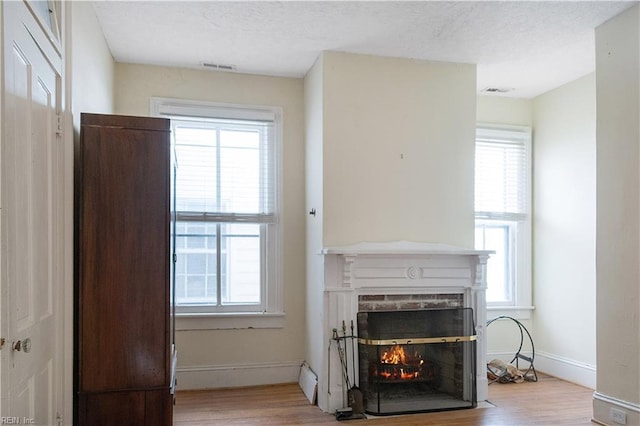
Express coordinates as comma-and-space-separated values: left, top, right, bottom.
357, 308, 476, 415
315, 242, 490, 414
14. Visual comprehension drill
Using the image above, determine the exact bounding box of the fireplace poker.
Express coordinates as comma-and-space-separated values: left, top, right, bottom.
337, 321, 364, 419
332, 328, 350, 391
346, 320, 364, 416
327, 336, 332, 398
350, 320, 357, 387
341, 321, 354, 393
338, 323, 351, 391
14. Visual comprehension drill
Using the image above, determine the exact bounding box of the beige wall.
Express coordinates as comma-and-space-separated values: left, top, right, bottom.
115, 63, 307, 378
321, 51, 477, 247
22, 0, 640, 413
532, 74, 596, 387
304, 51, 477, 390
594, 5, 640, 424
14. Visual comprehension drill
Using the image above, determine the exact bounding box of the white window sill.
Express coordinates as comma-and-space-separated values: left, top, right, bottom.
487, 305, 535, 321
175, 312, 286, 331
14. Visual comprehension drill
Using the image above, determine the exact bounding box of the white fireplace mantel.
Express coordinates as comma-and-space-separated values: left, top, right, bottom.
322, 240, 489, 256
317, 241, 491, 413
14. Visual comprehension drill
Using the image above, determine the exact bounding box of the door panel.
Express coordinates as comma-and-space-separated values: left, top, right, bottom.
2, 1, 62, 424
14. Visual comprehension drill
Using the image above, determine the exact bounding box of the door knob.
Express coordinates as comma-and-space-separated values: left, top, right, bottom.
12, 338, 31, 353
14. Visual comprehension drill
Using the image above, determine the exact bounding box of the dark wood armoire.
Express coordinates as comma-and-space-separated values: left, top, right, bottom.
74, 113, 174, 425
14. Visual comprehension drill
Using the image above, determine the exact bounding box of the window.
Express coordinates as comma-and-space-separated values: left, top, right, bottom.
152, 98, 283, 328
475, 125, 532, 316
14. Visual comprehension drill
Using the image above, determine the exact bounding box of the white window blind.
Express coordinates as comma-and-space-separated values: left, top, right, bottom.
475, 127, 529, 221
172, 118, 275, 224
474, 124, 532, 314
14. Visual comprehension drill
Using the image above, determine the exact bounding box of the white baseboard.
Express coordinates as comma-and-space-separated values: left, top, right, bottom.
593, 391, 640, 426
487, 351, 596, 389
535, 351, 595, 389
176, 360, 304, 390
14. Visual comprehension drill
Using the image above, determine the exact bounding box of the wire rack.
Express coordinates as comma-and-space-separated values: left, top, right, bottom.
486, 315, 538, 383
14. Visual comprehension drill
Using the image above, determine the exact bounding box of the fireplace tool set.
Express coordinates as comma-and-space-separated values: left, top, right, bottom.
330, 320, 365, 421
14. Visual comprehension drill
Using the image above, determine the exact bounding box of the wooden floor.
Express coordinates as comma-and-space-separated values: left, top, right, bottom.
173, 374, 595, 425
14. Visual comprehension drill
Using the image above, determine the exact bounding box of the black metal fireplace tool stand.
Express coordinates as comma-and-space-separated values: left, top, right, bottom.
330, 320, 366, 421
486, 316, 538, 383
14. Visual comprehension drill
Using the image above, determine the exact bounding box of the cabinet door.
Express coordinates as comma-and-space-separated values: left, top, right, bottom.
78, 117, 170, 392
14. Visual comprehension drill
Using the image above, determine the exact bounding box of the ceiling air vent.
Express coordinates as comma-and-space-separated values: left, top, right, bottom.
201, 62, 236, 71
481, 87, 514, 94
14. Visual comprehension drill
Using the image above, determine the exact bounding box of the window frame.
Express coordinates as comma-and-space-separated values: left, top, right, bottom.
475, 219, 515, 305
151, 97, 284, 329
475, 124, 533, 319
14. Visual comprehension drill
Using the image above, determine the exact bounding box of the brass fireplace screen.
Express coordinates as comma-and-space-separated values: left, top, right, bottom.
357, 308, 477, 415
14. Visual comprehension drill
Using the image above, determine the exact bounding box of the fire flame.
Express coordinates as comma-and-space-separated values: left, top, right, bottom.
381, 345, 407, 365
377, 345, 427, 381
400, 369, 419, 380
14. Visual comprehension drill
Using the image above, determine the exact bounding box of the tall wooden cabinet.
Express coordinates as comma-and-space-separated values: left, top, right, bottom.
75, 113, 174, 425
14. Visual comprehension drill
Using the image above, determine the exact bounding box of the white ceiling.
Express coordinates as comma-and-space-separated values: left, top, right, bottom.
92, 1, 637, 99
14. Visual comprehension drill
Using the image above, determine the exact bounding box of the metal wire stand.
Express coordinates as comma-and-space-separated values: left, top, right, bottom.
486, 315, 538, 383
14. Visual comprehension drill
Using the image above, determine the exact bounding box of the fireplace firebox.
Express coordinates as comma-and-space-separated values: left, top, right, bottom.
357, 308, 477, 415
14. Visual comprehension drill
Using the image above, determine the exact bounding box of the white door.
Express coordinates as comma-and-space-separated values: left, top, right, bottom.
1, 1, 63, 424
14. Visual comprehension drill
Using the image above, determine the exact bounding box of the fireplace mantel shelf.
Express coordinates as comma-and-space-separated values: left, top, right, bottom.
321, 240, 493, 256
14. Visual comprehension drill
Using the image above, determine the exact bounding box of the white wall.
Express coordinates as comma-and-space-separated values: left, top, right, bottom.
68, 7, 115, 420
476, 96, 535, 361
304, 56, 325, 373
71, 2, 114, 128
477, 96, 533, 126
532, 74, 597, 388
321, 52, 477, 248
115, 63, 307, 388
478, 83, 598, 389
594, 5, 640, 425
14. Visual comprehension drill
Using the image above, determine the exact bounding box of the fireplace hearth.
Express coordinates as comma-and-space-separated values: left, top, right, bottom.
357, 308, 477, 415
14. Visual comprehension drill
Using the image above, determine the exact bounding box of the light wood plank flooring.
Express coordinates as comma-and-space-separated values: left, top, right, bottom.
174, 374, 595, 425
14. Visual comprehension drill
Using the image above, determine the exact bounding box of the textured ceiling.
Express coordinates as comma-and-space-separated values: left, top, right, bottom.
92, 1, 637, 98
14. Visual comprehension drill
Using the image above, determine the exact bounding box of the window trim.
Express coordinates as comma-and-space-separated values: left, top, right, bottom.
476, 123, 534, 319
151, 97, 284, 329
